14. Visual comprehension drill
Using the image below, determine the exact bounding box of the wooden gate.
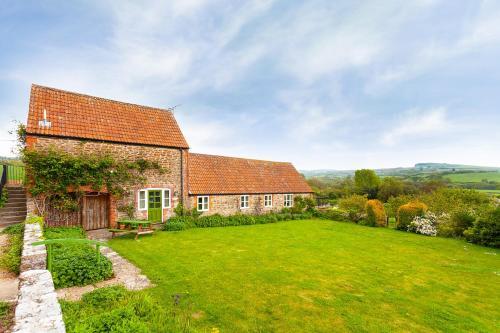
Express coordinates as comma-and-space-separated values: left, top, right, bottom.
82, 194, 109, 230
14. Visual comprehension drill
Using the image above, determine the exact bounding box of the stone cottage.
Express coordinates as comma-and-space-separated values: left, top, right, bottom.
25, 84, 313, 230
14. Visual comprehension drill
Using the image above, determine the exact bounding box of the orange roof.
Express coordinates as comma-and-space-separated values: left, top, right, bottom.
26, 84, 189, 148
188, 153, 313, 195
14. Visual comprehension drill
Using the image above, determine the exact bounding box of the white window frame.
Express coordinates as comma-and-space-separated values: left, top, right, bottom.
197, 196, 209, 212
138, 190, 147, 211
163, 189, 171, 209
264, 194, 273, 208
284, 194, 293, 207
240, 195, 249, 209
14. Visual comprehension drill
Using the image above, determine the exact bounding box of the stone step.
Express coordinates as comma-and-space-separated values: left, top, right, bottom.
0, 215, 25, 223
5, 200, 26, 205
6, 192, 25, 196
0, 211, 27, 218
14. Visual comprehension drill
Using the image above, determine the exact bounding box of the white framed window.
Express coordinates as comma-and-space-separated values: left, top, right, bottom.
264, 194, 272, 207
138, 190, 147, 210
197, 196, 209, 211
163, 189, 171, 208
240, 195, 249, 209
284, 194, 293, 207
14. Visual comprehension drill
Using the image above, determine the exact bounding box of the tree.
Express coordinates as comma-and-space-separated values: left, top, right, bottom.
339, 194, 368, 223
354, 169, 380, 199
377, 177, 405, 202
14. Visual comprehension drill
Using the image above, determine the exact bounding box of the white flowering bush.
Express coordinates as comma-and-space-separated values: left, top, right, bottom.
408, 212, 438, 236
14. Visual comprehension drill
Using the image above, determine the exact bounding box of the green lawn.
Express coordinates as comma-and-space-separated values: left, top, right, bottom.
446, 171, 500, 183
74, 220, 499, 332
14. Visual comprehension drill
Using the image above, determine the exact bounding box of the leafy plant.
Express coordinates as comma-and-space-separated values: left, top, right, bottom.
396, 201, 427, 231
0, 190, 8, 208
23, 148, 164, 215
464, 207, 500, 248
339, 194, 368, 223
0, 223, 24, 274
365, 199, 387, 227
437, 210, 475, 238
44, 227, 113, 288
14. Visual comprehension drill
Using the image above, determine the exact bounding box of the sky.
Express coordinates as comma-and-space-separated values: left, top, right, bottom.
0, 0, 499, 170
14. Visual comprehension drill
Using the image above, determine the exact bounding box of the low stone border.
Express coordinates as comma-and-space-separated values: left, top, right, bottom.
12, 223, 66, 333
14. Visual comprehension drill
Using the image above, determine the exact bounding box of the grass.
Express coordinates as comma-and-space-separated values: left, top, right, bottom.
0, 223, 24, 274
0, 301, 14, 332
446, 171, 500, 183
64, 220, 499, 332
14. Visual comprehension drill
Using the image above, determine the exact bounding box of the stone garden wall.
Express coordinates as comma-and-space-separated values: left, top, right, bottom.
13, 223, 65, 333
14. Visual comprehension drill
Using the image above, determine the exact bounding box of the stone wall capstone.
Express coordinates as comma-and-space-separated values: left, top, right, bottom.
13, 223, 66, 333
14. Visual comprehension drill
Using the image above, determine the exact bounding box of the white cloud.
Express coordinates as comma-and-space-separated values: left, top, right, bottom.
381, 107, 450, 145
367, 0, 500, 93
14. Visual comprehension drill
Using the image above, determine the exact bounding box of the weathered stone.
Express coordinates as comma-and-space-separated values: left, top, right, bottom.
189, 193, 313, 216
13, 222, 66, 333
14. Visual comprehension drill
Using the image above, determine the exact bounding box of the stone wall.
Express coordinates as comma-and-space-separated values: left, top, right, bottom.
13, 223, 66, 333
189, 193, 312, 216
26, 136, 187, 226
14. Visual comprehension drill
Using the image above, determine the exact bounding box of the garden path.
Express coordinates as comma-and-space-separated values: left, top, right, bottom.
56, 234, 152, 301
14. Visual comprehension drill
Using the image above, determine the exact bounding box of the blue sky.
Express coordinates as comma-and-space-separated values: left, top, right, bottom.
1, 0, 499, 169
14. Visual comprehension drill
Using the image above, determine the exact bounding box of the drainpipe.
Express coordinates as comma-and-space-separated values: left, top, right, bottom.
180, 149, 184, 205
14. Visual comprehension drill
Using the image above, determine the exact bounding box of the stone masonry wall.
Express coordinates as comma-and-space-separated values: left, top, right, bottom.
189, 193, 312, 216
13, 223, 66, 333
27, 136, 187, 225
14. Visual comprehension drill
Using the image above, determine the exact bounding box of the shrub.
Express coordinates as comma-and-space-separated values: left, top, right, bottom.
51, 244, 113, 288
386, 194, 415, 218
0, 224, 24, 274
396, 201, 428, 230
25, 214, 44, 228
365, 199, 387, 227
162, 216, 195, 231
163, 212, 311, 231
408, 212, 438, 236
315, 208, 349, 221
420, 188, 491, 216
44, 227, 113, 288
437, 210, 476, 238
291, 196, 316, 214
464, 207, 500, 248
339, 194, 368, 223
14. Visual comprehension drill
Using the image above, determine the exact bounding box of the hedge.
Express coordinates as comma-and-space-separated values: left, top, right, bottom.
396, 201, 428, 231
164, 212, 313, 231
365, 199, 387, 227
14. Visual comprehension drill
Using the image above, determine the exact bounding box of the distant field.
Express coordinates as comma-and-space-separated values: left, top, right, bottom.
446, 171, 500, 183
477, 189, 500, 195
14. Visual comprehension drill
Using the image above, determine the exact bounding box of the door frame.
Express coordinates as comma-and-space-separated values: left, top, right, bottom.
137, 187, 172, 222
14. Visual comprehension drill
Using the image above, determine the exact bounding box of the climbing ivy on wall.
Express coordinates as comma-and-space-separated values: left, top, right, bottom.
23, 147, 165, 214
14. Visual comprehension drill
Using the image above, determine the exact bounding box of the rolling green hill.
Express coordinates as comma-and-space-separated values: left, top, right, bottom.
446, 171, 500, 183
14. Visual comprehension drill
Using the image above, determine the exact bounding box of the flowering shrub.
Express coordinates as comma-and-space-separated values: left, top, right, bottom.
396, 201, 428, 230
408, 212, 438, 236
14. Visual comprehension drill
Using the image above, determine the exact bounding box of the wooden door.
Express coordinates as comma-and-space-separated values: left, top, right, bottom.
82, 194, 109, 230
148, 190, 162, 222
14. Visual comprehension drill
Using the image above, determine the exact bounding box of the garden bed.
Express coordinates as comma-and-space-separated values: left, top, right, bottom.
43, 226, 113, 289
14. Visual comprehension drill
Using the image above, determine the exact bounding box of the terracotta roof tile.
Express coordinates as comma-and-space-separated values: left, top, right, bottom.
188, 153, 313, 195
26, 84, 189, 148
